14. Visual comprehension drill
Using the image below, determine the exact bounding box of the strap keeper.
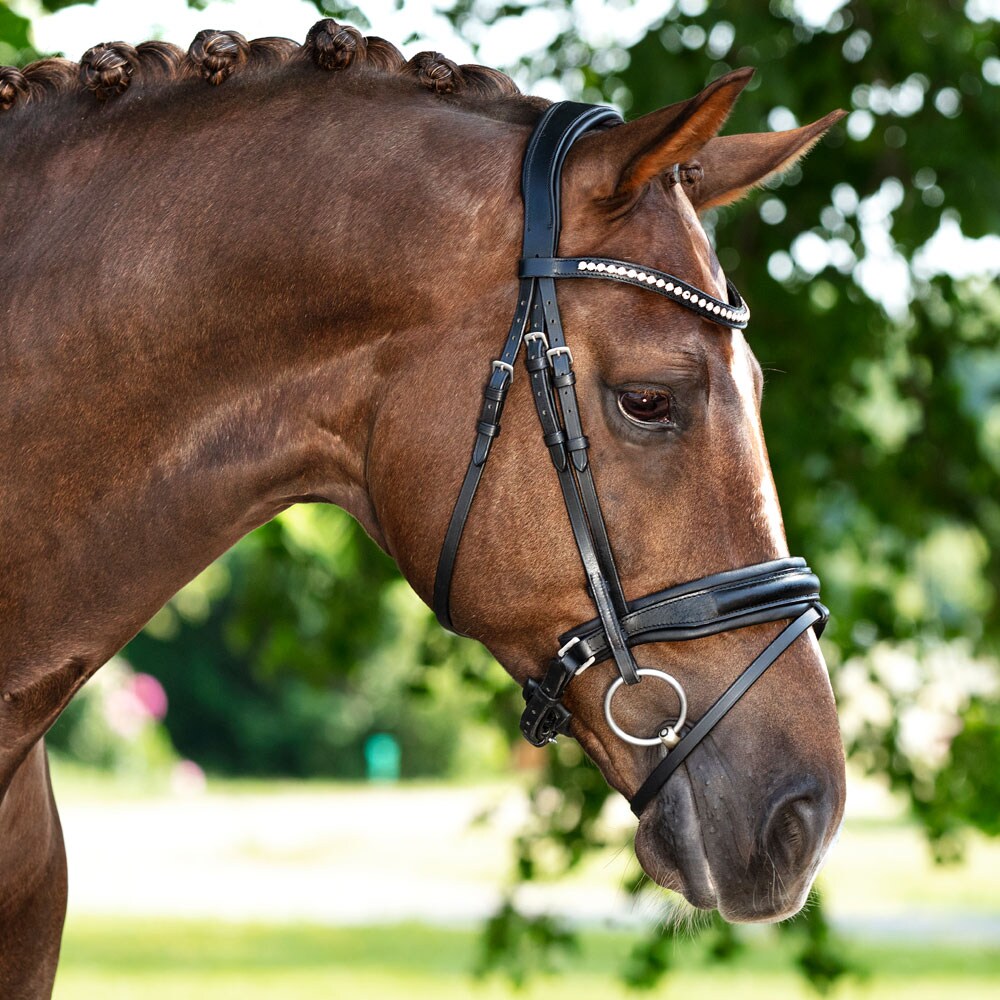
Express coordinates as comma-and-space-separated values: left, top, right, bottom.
519, 257, 561, 278
476, 420, 501, 439
565, 434, 588, 453
543, 429, 566, 448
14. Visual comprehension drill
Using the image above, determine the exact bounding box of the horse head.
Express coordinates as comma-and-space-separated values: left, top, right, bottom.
373, 69, 846, 922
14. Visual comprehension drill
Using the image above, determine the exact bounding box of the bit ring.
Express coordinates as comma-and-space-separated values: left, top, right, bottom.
604, 669, 687, 748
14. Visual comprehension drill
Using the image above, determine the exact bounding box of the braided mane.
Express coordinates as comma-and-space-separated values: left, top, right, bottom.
0, 19, 539, 116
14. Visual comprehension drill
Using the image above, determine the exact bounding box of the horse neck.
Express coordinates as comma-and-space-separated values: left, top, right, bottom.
0, 80, 526, 752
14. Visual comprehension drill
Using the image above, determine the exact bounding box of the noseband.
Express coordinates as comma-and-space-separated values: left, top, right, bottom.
433, 102, 827, 818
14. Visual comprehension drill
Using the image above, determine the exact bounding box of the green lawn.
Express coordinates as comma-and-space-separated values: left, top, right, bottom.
55, 918, 1000, 1000
47, 762, 1000, 997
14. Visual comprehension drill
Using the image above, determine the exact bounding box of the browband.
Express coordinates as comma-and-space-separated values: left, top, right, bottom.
520, 257, 749, 328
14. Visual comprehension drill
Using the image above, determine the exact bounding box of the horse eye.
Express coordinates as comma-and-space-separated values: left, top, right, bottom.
617, 389, 674, 427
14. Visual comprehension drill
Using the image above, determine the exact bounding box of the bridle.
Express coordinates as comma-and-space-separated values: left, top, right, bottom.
433, 101, 827, 818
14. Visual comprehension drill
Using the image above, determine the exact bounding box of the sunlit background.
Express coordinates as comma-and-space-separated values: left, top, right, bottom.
3, 1, 1000, 998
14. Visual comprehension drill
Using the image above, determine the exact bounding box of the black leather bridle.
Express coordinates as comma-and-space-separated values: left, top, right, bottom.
433, 101, 827, 818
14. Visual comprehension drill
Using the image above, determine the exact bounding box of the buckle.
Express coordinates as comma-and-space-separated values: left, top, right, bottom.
556, 635, 595, 674
491, 359, 514, 381
520, 662, 575, 746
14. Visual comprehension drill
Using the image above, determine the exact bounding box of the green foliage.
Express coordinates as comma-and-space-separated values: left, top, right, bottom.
476, 901, 578, 987
312, 2, 373, 30
47, 658, 179, 779
620, 929, 674, 989
932, 696, 1000, 839
776, 890, 858, 994
0, 1, 34, 63
513, 740, 614, 878
123, 506, 514, 780
621, 912, 743, 989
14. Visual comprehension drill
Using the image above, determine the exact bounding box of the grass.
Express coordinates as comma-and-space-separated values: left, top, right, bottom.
46, 761, 1000, 996
55, 917, 1000, 1000
48, 755, 521, 802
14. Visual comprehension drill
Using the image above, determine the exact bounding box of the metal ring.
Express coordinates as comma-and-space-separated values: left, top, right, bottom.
604, 669, 688, 748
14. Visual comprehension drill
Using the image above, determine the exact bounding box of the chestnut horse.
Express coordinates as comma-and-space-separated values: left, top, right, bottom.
0, 21, 846, 997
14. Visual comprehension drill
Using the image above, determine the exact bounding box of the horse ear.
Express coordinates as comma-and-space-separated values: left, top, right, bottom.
575, 68, 755, 201
688, 110, 847, 211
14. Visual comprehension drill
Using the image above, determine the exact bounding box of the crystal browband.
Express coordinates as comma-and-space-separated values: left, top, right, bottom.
519, 256, 750, 329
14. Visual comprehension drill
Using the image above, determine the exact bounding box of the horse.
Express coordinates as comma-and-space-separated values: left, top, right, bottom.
0, 20, 847, 997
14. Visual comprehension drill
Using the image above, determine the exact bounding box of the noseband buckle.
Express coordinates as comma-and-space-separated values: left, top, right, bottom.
521, 663, 575, 745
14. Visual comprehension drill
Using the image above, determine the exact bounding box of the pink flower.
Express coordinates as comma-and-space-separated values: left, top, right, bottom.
103, 687, 147, 739
131, 673, 168, 721
171, 759, 207, 797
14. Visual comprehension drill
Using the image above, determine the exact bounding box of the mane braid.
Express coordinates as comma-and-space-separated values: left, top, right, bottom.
0, 18, 532, 117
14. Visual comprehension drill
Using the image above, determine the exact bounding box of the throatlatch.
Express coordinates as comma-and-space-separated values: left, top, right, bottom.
433, 101, 827, 817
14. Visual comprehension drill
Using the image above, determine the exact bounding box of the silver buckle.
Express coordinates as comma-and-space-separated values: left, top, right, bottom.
524, 330, 549, 348
546, 345, 573, 367
557, 635, 595, 675
491, 359, 514, 380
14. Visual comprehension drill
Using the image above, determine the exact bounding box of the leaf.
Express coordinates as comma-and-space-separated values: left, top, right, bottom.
0, 2, 32, 53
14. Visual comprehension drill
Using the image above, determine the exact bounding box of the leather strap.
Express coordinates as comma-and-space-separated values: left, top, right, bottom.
520, 660, 576, 745
433, 102, 623, 634
520, 103, 623, 260
519, 104, 640, 685
629, 606, 823, 815
432, 278, 534, 632
523, 322, 638, 686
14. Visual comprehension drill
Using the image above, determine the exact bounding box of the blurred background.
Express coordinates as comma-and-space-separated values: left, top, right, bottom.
3, 0, 1000, 997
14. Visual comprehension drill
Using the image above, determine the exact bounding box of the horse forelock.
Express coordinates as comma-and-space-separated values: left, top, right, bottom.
0, 18, 544, 123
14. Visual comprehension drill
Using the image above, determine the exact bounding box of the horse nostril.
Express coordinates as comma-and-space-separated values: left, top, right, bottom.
761, 784, 830, 873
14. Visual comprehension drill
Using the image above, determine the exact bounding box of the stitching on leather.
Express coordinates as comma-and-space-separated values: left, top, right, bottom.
620, 569, 807, 628
579, 587, 818, 654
